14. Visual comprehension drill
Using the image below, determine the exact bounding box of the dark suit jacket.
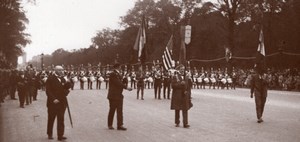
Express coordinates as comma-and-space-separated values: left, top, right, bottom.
107, 70, 127, 100
46, 74, 70, 107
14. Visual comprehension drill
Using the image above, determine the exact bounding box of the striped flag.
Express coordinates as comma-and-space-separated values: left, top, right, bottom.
255, 28, 266, 72
257, 29, 265, 56
133, 16, 147, 63
162, 35, 174, 71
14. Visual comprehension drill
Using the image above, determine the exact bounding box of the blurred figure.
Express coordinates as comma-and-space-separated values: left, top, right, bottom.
250, 65, 268, 123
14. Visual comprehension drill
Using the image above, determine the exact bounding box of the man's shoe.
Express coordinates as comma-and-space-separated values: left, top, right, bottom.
175, 124, 179, 127
108, 126, 114, 130
257, 118, 263, 123
58, 136, 67, 141
184, 124, 190, 128
48, 135, 53, 140
117, 126, 127, 131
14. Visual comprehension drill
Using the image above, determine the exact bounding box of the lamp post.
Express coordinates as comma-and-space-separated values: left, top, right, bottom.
41, 53, 44, 70
278, 41, 285, 70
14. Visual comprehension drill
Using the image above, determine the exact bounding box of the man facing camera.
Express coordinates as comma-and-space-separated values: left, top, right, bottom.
107, 63, 132, 131
46, 65, 71, 141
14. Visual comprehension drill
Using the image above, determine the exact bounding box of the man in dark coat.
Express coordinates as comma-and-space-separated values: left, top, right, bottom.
107, 63, 132, 131
250, 64, 268, 123
171, 65, 192, 128
46, 65, 71, 140
17, 70, 28, 108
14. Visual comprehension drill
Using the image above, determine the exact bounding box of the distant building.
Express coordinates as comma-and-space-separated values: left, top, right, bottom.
22, 52, 27, 64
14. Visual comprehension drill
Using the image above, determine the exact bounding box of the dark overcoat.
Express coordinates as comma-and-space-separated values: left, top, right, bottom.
171, 74, 192, 110
45, 74, 70, 107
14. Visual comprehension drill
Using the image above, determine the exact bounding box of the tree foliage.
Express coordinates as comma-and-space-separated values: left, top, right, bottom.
31, 0, 300, 70
0, 0, 31, 68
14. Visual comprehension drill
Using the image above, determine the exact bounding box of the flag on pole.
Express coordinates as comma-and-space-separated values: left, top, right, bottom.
133, 16, 147, 64
257, 28, 265, 55
162, 35, 174, 71
179, 26, 186, 65
255, 28, 266, 73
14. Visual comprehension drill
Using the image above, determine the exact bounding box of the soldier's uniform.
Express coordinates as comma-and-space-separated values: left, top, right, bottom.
95, 70, 102, 89
130, 71, 137, 89
251, 70, 268, 123
87, 71, 94, 89
163, 71, 171, 99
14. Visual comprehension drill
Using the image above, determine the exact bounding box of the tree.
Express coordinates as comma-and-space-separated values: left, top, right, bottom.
0, 0, 31, 68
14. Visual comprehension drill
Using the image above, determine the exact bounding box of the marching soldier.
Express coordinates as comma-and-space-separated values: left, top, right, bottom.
79, 70, 86, 90
144, 66, 152, 89
163, 70, 171, 99
250, 64, 268, 123
87, 70, 94, 89
17, 70, 28, 108
136, 65, 145, 100
26, 65, 36, 104
192, 67, 198, 89
153, 66, 162, 99
122, 65, 129, 88
68, 70, 76, 90
95, 69, 103, 89
130, 67, 137, 89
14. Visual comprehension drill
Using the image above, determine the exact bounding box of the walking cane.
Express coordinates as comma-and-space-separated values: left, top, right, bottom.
66, 99, 73, 128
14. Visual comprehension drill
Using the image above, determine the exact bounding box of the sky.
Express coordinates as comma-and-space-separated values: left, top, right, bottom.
22, 0, 218, 62
22, 0, 135, 61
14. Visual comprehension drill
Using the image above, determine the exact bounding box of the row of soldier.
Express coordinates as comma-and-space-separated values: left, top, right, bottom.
0, 65, 40, 108
0, 63, 239, 108
39, 65, 238, 90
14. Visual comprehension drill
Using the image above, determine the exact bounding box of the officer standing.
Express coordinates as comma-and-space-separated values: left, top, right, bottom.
107, 63, 132, 130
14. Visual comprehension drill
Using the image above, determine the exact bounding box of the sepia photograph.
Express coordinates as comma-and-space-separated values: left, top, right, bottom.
0, 0, 300, 141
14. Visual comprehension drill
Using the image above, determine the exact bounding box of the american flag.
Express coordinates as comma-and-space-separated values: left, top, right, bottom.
162, 35, 174, 71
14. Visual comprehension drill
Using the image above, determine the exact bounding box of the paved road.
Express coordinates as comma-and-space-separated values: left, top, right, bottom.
1, 83, 300, 142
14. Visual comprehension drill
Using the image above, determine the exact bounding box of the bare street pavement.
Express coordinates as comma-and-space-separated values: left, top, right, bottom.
1, 84, 300, 142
